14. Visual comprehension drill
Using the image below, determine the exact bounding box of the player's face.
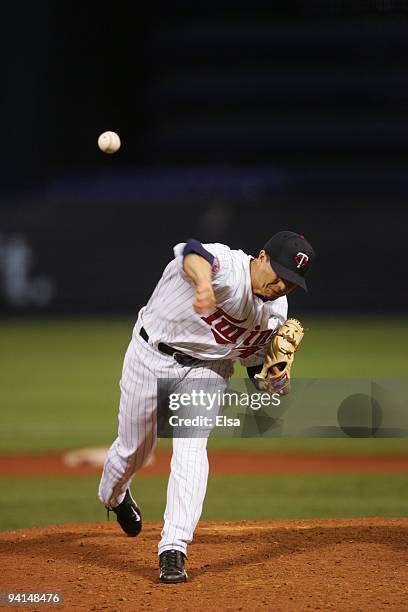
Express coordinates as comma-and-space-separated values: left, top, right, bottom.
251, 251, 297, 300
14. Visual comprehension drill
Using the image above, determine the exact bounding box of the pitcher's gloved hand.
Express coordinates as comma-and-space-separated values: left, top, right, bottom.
254, 318, 304, 395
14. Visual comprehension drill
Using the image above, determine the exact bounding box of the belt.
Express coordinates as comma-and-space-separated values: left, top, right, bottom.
140, 327, 201, 367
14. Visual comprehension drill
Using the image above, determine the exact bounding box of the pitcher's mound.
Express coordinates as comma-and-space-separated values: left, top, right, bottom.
1, 518, 407, 611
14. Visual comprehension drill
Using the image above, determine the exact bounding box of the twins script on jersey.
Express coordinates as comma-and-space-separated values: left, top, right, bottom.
139, 243, 288, 366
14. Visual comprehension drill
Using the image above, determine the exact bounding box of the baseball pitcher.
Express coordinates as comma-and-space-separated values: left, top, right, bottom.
98, 230, 315, 583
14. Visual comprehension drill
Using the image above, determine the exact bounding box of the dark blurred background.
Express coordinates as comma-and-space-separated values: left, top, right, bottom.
1, 1, 407, 316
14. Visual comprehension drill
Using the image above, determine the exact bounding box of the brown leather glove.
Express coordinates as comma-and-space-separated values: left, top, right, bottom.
254, 318, 304, 395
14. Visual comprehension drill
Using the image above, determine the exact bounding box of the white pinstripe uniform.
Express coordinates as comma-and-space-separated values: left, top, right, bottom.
98, 242, 288, 557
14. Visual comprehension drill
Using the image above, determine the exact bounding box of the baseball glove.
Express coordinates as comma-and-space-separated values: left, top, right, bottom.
254, 318, 304, 395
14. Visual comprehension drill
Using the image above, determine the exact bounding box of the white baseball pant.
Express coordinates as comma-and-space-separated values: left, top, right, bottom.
98, 319, 233, 556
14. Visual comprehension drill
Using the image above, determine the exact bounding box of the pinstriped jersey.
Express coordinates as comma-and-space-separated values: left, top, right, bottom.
138, 242, 288, 366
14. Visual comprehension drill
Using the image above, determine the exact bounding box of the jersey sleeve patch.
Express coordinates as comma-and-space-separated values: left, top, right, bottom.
212, 256, 220, 274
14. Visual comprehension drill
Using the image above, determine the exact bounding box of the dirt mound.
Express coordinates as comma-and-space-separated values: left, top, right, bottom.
1, 519, 407, 611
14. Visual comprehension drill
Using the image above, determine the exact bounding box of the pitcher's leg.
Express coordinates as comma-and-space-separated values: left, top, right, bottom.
98, 338, 158, 508
158, 363, 232, 555
158, 436, 209, 556
98, 422, 157, 508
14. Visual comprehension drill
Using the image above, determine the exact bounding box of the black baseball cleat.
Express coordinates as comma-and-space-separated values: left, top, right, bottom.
107, 489, 142, 537
159, 550, 188, 584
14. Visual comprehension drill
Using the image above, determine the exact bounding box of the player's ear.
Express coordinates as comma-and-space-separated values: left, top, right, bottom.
258, 249, 269, 264
258, 249, 267, 260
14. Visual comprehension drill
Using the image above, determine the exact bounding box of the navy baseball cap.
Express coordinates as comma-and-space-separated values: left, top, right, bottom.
264, 231, 315, 291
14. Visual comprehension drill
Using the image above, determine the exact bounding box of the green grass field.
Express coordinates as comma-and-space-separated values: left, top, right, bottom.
1, 316, 408, 453
1, 316, 407, 531
1, 474, 407, 531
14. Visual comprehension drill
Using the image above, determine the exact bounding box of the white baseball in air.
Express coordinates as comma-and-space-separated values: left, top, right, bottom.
97, 131, 121, 154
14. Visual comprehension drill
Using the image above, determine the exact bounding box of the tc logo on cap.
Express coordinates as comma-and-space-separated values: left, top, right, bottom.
294, 252, 309, 269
